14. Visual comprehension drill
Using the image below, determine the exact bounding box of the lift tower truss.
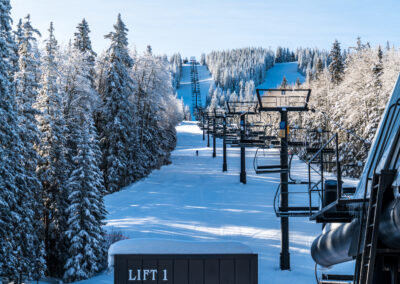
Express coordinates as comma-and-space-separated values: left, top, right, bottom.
256, 88, 311, 271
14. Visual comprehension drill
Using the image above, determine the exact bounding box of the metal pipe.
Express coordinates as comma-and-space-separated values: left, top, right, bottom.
312, 198, 400, 267
311, 220, 359, 267
379, 199, 400, 248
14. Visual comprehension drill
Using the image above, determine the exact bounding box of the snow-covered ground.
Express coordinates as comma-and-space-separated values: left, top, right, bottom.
177, 64, 214, 117
257, 62, 305, 89
75, 121, 354, 284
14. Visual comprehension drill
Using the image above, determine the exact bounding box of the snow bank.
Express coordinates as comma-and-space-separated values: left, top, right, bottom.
108, 239, 253, 268
176, 121, 203, 134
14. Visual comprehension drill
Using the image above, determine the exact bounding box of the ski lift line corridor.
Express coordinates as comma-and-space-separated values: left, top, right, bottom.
95, 121, 327, 284
176, 58, 214, 119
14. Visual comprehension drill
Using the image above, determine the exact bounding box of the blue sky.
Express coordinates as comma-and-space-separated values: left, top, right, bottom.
10, 0, 400, 58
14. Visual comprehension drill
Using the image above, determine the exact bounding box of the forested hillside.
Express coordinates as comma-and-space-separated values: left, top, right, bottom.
298, 39, 397, 177
0, 2, 183, 282
206, 47, 275, 92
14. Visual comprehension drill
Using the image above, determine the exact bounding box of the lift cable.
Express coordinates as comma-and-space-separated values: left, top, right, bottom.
317, 110, 371, 146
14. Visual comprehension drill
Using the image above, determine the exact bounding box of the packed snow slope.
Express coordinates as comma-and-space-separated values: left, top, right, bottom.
76, 121, 354, 284
177, 64, 214, 118
257, 62, 305, 89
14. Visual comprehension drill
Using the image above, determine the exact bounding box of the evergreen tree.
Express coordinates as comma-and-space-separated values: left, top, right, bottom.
73, 18, 96, 87
200, 53, 206, 65
14, 14, 46, 281
386, 40, 390, 51
98, 14, 136, 192
169, 53, 182, 89
132, 46, 181, 176
0, 0, 25, 280
63, 113, 106, 282
373, 45, 383, 88
275, 46, 282, 63
280, 76, 288, 88
61, 24, 107, 280
146, 44, 152, 55
295, 77, 301, 88
63, 19, 99, 170
35, 22, 69, 278
328, 40, 344, 85
316, 57, 323, 78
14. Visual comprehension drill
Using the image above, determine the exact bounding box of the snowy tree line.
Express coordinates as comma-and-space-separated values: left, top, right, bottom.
206, 47, 275, 93
275, 46, 296, 63
0, 2, 182, 282
298, 38, 398, 177
203, 47, 274, 110
206, 80, 258, 111
296, 47, 331, 77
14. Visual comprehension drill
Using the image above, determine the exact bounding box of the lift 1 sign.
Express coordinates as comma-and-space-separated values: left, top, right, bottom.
128, 268, 168, 281
110, 240, 258, 284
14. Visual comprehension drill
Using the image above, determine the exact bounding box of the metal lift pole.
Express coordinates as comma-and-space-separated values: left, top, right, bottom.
202, 114, 205, 141
223, 116, 227, 172
240, 114, 247, 184
280, 110, 290, 270
207, 118, 210, 147
213, 118, 216, 158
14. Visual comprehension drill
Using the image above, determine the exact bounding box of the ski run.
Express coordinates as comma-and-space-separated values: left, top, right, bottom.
76, 121, 355, 284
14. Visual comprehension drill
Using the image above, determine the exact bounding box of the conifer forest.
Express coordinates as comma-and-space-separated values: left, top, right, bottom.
2, 0, 400, 283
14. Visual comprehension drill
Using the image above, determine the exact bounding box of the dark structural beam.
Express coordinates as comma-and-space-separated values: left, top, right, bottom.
213, 118, 216, 158
279, 110, 290, 270
240, 114, 246, 184
223, 116, 227, 172
207, 118, 210, 147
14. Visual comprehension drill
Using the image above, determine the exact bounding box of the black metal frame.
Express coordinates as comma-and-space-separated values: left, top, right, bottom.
227, 101, 259, 115
255, 88, 312, 271
256, 88, 311, 112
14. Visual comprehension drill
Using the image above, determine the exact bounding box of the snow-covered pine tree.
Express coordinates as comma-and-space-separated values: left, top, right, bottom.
329, 40, 344, 85
98, 14, 136, 192
14, 14, 46, 281
132, 46, 182, 176
63, 112, 106, 282
169, 53, 182, 89
0, 0, 26, 280
315, 57, 323, 79
276, 46, 282, 63
200, 53, 206, 65
62, 19, 100, 171
73, 18, 97, 88
280, 76, 288, 88
243, 80, 255, 101
35, 22, 69, 278
295, 77, 301, 88
60, 22, 107, 281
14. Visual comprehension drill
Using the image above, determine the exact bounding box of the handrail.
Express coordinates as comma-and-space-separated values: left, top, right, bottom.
308, 133, 337, 165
